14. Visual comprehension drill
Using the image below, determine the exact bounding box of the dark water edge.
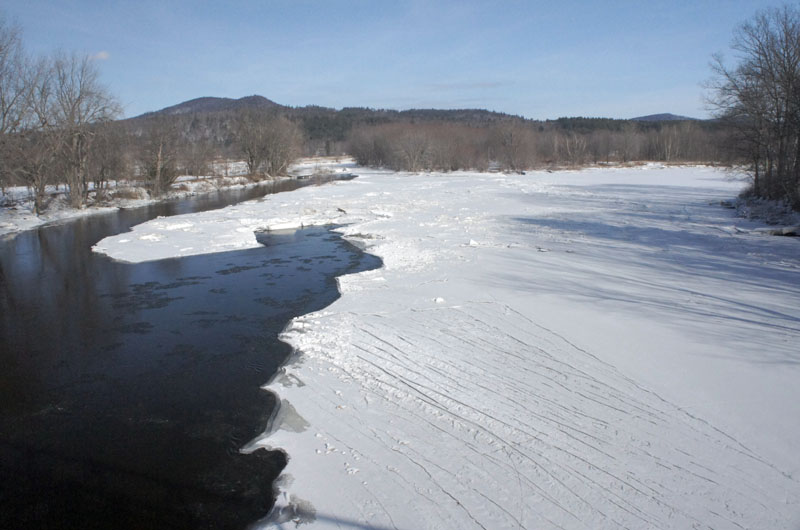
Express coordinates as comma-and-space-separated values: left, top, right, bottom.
0, 177, 381, 529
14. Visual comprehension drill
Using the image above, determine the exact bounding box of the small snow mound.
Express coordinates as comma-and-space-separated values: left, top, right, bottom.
370, 209, 393, 218
159, 222, 193, 231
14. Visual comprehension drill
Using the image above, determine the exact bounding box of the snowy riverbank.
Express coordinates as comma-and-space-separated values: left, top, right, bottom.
0, 156, 354, 238
93, 165, 800, 529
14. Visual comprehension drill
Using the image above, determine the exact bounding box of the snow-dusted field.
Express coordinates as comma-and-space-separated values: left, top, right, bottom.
93, 165, 800, 529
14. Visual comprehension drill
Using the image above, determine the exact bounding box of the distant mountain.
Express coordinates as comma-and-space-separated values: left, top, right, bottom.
133, 95, 282, 119
630, 113, 697, 122
132, 94, 523, 124
134, 98, 699, 125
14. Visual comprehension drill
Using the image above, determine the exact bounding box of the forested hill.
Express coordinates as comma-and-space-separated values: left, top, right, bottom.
129, 95, 527, 132
131, 95, 283, 119
125, 94, 709, 149
133, 95, 523, 124
122, 96, 533, 153
631, 113, 697, 122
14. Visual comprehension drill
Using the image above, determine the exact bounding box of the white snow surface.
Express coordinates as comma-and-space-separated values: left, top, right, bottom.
93, 165, 800, 529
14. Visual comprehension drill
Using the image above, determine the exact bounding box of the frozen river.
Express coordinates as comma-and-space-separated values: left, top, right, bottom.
93, 165, 800, 529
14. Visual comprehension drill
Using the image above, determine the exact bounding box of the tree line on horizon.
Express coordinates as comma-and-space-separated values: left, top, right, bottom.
3, 6, 797, 214
346, 119, 727, 172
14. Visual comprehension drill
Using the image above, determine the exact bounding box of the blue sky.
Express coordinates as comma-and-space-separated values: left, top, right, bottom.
3, 0, 782, 119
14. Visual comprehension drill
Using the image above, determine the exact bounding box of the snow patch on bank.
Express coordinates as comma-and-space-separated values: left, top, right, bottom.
0, 175, 269, 238
0, 157, 356, 238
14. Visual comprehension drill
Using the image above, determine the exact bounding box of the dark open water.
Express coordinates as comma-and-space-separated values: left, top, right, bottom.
0, 178, 380, 529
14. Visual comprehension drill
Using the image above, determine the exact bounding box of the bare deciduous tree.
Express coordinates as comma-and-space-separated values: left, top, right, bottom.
348, 126, 392, 167
587, 129, 613, 164
0, 14, 29, 195
234, 110, 270, 176
710, 5, 800, 206
233, 110, 301, 178
88, 121, 127, 199
138, 117, 179, 196
393, 126, 430, 172
556, 131, 587, 166
618, 122, 641, 163
0, 15, 28, 136
489, 124, 535, 171
51, 52, 121, 207
262, 116, 302, 176
3, 56, 62, 213
179, 138, 214, 177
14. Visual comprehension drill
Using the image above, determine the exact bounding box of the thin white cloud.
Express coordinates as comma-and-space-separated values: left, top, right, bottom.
92, 51, 110, 60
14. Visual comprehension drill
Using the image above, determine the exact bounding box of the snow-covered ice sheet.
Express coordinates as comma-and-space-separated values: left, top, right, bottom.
94, 166, 800, 529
